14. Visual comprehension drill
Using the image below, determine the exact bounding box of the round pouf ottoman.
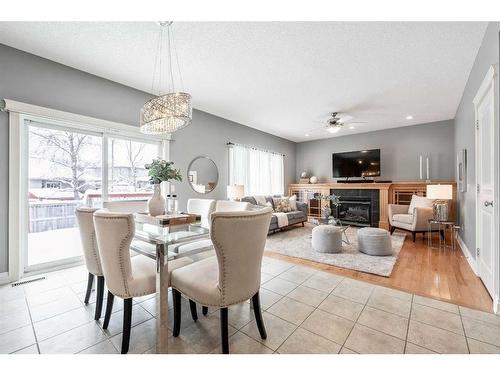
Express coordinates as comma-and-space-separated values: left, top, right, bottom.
357, 227, 393, 256
312, 225, 342, 253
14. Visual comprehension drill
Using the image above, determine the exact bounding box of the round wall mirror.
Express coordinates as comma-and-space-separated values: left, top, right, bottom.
187, 156, 219, 194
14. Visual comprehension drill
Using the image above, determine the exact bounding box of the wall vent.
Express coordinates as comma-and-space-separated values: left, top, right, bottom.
11, 276, 46, 287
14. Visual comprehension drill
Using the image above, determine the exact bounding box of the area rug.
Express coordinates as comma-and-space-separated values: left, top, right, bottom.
265, 224, 406, 277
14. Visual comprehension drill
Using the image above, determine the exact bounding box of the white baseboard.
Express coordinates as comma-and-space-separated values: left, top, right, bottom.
456, 235, 478, 275
494, 297, 500, 315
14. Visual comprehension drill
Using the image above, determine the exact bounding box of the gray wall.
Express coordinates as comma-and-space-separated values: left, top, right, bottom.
0, 43, 295, 274
296, 120, 455, 182
171, 110, 296, 211
454, 22, 500, 257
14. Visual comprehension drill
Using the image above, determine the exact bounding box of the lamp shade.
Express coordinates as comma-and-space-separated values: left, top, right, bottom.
227, 185, 245, 200
426, 184, 453, 200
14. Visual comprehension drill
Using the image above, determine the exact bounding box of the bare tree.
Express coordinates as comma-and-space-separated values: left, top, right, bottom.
30, 128, 98, 199
122, 141, 145, 192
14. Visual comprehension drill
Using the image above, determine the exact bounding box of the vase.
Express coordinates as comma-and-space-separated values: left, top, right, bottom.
148, 184, 165, 216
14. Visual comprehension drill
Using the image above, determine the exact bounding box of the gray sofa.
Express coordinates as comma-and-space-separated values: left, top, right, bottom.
241, 195, 308, 233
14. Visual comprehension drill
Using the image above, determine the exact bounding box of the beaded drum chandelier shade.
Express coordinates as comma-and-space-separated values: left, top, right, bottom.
140, 92, 192, 134
140, 22, 192, 135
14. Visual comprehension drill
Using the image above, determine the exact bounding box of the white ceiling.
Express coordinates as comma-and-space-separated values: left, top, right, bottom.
0, 22, 487, 142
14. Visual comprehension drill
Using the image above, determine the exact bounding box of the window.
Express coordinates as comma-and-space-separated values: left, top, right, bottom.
228, 143, 284, 196
108, 137, 161, 200
6, 99, 169, 279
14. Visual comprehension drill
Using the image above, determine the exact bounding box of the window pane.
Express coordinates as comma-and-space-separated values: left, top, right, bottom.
28, 124, 102, 267
229, 144, 284, 196
108, 138, 160, 201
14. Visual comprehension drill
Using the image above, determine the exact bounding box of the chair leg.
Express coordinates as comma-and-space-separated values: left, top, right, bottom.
189, 299, 198, 321
94, 276, 105, 320
84, 273, 94, 304
172, 289, 182, 337
412, 232, 416, 242
102, 291, 115, 330
390, 226, 396, 235
121, 298, 133, 354
252, 291, 267, 339
220, 307, 229, 354
202, 306, 208, 316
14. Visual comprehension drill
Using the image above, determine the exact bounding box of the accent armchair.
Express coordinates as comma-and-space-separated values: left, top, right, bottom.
388, 203, 443, 242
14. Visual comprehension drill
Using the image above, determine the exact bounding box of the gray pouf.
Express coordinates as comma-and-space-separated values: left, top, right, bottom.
312, 225, 342, 253
357, 227, 393, 256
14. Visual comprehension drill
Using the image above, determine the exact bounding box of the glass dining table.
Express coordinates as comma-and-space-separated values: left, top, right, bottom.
129, 213, 210, 354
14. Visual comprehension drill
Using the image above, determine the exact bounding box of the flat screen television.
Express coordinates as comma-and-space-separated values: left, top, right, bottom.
332, 149, 381, 178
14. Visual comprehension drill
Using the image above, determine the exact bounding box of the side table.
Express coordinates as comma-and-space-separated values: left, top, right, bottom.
427, 219, 459, 250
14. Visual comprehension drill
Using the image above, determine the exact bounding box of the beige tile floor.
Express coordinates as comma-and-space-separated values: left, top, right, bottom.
1, 256, 500, 354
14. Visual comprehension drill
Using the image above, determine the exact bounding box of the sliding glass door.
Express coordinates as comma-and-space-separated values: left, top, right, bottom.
27, 122, 102, 269
25, 120, 162, 272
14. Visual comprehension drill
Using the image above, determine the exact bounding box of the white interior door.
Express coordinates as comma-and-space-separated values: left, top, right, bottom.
474, 66, 498, 299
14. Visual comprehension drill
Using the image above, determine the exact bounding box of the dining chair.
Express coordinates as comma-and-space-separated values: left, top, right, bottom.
170, 207, 273, 354
75, 207, 105, 320
93, 210, 194, 354
102, 199, 148, 213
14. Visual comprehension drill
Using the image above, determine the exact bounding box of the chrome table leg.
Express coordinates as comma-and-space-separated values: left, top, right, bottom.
156, 243, 168, 354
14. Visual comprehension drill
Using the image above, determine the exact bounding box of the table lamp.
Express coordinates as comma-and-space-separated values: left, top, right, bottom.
426, 184, 453, 221
227, 185, 245, 201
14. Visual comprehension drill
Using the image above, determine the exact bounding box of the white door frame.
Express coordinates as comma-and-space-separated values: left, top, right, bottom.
473, 65, 500, 314
3, 99, 170, 283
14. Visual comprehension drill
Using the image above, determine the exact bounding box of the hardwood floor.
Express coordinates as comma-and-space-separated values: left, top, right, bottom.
265, 230, 493, 312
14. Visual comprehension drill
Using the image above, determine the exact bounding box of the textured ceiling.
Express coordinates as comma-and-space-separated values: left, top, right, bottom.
0, 22, 487, 141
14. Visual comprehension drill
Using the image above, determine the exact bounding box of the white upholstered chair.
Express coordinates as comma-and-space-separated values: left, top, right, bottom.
170, 207, 273, 354
75, 207, 105, 320
102, 199, 148, 213
214, 200, 250, 212
93, 210, 193, 354
187, 198, 216, 229
388, 195, 443, 242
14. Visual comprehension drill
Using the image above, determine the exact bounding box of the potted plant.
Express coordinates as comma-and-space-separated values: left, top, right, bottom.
145, 159, 182, 216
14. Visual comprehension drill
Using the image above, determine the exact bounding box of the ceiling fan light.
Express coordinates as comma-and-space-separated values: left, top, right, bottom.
327, 126, 340, 134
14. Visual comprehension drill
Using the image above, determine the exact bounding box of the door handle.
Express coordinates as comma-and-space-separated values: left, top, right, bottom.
484, 201, 494, 207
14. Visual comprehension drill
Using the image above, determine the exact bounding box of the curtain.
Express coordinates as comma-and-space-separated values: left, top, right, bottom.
228, 144, 284, 196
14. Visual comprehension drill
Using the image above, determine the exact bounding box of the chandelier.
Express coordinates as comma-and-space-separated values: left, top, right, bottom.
140, 22, 192, 135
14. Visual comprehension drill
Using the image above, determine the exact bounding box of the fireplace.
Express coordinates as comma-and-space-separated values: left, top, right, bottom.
335, 197, 371, 226
330, 189, 379, 227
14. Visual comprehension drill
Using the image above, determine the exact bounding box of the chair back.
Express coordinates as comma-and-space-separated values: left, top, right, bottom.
102, 200, 147, 213
210, 207, 272, 305
215, 200, 250, 212
187, 198, 216, 229
93, 210, 135, 298
75, 207, 103, 276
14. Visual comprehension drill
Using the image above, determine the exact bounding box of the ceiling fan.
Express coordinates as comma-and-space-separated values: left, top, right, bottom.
306, 112, 367, 136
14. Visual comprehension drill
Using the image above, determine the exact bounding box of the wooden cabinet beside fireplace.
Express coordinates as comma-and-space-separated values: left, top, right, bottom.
288, 181, 456, 229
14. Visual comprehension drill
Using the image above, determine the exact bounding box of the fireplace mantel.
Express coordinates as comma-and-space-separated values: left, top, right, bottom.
288, 181, 457, 229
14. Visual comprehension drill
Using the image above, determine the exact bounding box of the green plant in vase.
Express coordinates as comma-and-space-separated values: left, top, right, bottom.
145, 159, 182, 216
319, 194, 341, 223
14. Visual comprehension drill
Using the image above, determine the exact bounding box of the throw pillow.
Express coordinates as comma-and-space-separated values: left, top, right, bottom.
408, 194, 434, 214
274, 197, 292, 213
289, 195, 298, 211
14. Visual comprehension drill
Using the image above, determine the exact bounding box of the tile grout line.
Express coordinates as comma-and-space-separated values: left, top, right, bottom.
402, 293, 414, 353
24, 293, 41, 354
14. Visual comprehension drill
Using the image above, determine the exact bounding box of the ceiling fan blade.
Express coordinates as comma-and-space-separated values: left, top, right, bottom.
343, 121, 368, 125
338, 115, 353, 122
